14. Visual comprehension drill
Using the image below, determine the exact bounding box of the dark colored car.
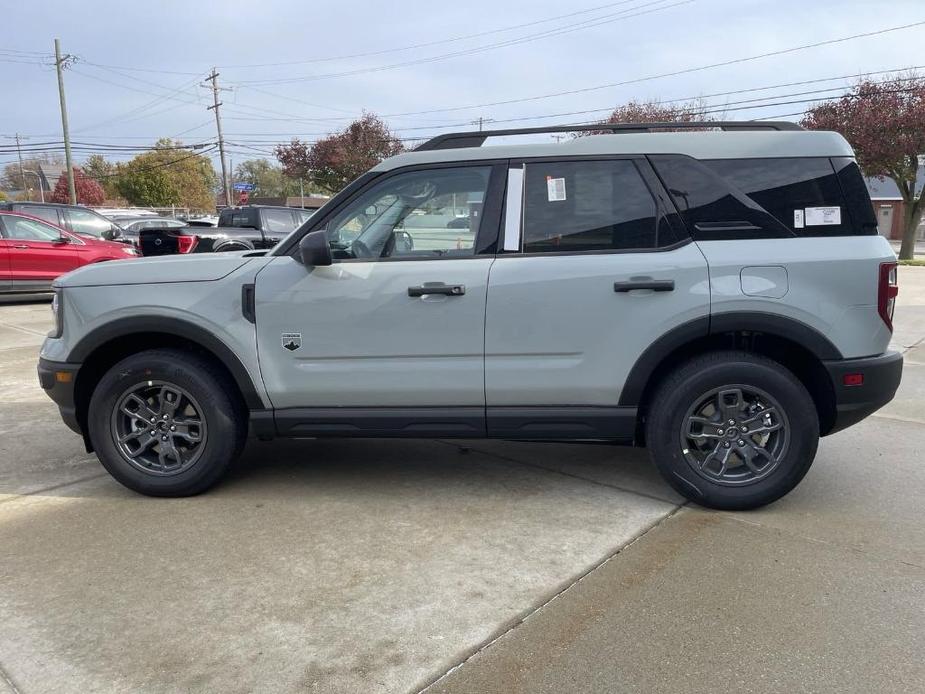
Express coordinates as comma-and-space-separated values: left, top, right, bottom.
112, 216, 187, 245
0, 202, 125, 242
0, 211, 139, 293
139, 205, 313, 256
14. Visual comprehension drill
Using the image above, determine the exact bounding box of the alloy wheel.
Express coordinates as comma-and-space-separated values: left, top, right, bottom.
680, 384, 789, 486
110, 381, 208, 476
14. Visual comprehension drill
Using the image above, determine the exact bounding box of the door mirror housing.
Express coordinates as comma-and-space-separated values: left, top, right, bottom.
299, 230, 333, 267
53, 235, 70, 245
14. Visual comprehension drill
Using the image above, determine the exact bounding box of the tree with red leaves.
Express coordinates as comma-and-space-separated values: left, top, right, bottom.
803, 75, 925, 259
275, 113, 404, 193
50, 167, 106, 205
598, 98, 711, 126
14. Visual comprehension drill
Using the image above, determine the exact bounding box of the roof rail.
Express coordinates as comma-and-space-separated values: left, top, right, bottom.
414, 121, 804, 151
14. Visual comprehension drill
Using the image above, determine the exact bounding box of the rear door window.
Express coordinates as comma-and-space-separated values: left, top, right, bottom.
521, 159, 664, 253
14, 205, 61, 226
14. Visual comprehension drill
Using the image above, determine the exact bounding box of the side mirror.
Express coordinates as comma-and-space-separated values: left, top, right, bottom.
299, 229, 332, 267
53, 235, 70, 245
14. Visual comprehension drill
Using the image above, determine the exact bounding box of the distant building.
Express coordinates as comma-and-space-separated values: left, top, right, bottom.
35, 162, 67, 193
864, 166, 924, 240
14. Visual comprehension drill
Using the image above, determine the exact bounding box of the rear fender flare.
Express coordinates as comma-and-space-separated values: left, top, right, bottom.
619, 312, 841, 406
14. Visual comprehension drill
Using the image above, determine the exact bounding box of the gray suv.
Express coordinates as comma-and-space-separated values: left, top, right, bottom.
37, 122, 903, 510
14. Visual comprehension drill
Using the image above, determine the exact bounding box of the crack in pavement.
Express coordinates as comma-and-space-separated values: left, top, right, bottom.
725, 513, 925, 571
415, 504, 687, 693
434, 439, 678, 506
0, 473, 109, 506
0, 661, 22, 694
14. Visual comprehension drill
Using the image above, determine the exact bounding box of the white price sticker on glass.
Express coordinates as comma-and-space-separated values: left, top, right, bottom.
805, 206, 841, 226
546, 176, 566, 202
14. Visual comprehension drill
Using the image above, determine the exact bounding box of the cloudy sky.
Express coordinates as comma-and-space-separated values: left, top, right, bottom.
2, 0, 923, 171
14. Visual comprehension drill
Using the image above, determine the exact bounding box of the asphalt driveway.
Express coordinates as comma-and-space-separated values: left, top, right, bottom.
0, 269, 923, 693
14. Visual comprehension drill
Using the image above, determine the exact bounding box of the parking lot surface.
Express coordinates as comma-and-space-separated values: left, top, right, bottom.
1, 269, 924, 693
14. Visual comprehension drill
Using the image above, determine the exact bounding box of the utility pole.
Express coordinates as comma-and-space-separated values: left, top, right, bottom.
14, 134, 27, 196
470, 116, 494, 131
54, 38, 77, 205
204, 68, 231, 208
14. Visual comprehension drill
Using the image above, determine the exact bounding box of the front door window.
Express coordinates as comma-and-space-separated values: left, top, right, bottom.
325, 167, 491, 260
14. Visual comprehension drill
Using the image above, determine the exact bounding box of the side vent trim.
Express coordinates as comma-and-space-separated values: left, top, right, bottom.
242, 283, 256, 324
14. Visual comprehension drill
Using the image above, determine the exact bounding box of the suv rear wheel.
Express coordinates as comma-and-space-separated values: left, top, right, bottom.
646, 351, 819, 510
88, 348, 246, 497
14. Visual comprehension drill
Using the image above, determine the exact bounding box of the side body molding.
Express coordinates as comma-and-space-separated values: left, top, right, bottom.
68, 316, 265, 410
618, 312, 843, 406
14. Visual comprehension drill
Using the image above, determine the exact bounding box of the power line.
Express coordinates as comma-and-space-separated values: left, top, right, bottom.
72, 75, 204, 134
79, 59, 203, 76
374, 19, 925, 117
85, 145, 220, 180
236, 0, 693, 86
219, 0, 658, 69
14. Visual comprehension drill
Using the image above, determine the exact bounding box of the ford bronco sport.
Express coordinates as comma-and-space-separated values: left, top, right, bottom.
37, 122, 903, 510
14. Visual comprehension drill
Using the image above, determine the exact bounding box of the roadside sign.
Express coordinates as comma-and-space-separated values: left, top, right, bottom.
233, 182, 256, 192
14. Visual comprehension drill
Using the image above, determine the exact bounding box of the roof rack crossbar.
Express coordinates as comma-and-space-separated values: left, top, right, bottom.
414, 121, 804, 151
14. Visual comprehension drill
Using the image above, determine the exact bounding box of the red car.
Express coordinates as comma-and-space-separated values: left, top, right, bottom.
0, 211, 139, 293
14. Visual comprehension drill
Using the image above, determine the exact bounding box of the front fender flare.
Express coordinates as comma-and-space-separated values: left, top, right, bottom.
69, 315, 264, 410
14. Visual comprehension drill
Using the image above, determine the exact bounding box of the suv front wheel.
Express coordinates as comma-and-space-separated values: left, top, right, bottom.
88, 349, 246, 496
646, 351, 819, 510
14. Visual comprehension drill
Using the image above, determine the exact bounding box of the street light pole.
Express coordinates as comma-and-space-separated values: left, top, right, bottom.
22, 171, 45, 203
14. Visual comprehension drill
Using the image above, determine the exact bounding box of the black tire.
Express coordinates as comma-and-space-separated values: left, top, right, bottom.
88, 348, 246, 497
645, 350, 819, 511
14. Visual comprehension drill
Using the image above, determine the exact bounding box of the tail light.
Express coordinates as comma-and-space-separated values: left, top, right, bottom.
878, 262, 898, 332
176, 234, 198, 254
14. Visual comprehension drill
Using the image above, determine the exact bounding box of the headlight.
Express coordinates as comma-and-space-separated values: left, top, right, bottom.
49, 289, 63, 338
122, 247, 140, 256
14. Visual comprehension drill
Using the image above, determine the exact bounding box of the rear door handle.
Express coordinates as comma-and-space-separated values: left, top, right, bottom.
613, 279, 675, 292
408, 282, 466, 297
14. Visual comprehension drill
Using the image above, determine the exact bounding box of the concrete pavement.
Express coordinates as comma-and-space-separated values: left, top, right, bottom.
427, 267, 925, 693
1, 269, 923, 693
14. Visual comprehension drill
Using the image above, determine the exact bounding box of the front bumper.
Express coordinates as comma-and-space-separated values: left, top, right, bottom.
823, 351, 903, 435
37, 358, 82, 435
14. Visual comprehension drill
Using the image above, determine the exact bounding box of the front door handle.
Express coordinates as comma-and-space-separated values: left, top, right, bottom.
12, 244, 29, 249
408, 282, 466, 297
613, 279, 675, 292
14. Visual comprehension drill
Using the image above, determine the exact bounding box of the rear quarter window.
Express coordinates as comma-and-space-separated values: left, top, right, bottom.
703, 157, 871, 237
651, 155, 876, 239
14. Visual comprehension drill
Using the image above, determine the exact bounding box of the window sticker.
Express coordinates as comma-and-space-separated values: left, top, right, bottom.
546, 176, 567, 202
794, 209, 805, 229
805, 206, 841, 226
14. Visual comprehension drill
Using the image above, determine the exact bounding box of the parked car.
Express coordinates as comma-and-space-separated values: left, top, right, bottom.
0, 211, 139, 293
38, 121, 902, 509
0, 202, 125, 242
113, 216, 187, 245
139, 205, 313, 255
